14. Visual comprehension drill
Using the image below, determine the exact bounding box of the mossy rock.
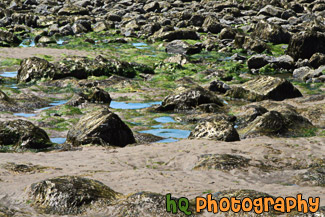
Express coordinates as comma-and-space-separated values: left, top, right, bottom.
190, 119, 240, 142
17, 57, 57, 83
1, 162, 48, 174
66, 108, 136, 147
0, 29, 22, 47
0, 120, 52, 150
158, 86, 224, 112
109, 192, 197, 217
240, 108, 315, 138
134, 133, 164, 144
193, 154, 250, 171
29, 176, 121, 215
295, 167, 325, 187
226, 76, 302, 101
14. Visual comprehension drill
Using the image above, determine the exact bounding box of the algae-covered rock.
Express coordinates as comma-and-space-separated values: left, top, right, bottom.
66, 108, 136, 147
189, 119, 240, 142
194, 154, 250, 171
78, 87, 112, 105
226, 76, 302, 101
56, 55, 138, 79
158, 86, 223, 112
0, 90, 9, 101
1, 162, 48, 174
0, 120, 52, 149
0, 29, 22, 47
296, 167, 325, 187
17, 57, 57, 83
29, 176, 120, 215
134, 133, 164, 144
109, 192, 195, 217
241, 111, 285, 138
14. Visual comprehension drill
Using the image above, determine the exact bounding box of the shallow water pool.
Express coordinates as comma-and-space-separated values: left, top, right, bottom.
139, 129, 191, 139
110, 101, 161, 110
0, 71, 17, 78
50, 138, 66, 144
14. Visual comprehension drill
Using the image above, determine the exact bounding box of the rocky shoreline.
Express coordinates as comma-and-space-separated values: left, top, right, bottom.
0, 0, 324, 216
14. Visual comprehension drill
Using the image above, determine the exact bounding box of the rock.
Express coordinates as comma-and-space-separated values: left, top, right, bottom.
58, 5, 89, 16
247, 54, 271, 69
165, 40, 201, 55
17, 57, 57, 83
2, 162, 48, 174
134, 133, 164, 144
66, 108, 136, 147
55, 56, 138, 80
251, 20, 290, 44
296, 167, 325, 187
208, 80, 230, 93
202, 16, 223, 34
236, 105, 268, 128
308, 53, 325, 69
0, 90, 10, 101
287, 31, 325, 61
29, 176, 120, 215
193, 154, 250, 171
157, 86, 224, 112
0, 119, 52, 149
78, 87, 112, 104
269, 55, 295, 70
189, 119, 240, 142
219, 27, 236, 40
0, 29, 22, 47
293, 66, 311, 81
109, 192, 194, 217
150, 29, 199, 42
164, 54, 189, 66
143, 2, 160, 12
242, 111, 286, 138
38, 36, 56, 44
241, 107, 314, 138
188, 14, 205, 27
258, 5, 284, 17
226, 76, 302, 101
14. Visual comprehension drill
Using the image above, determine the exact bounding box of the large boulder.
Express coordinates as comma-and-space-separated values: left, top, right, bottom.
17, 57, 57, 83
0, 29, 22, 47
287, 31, 325, 61
0, 120, 52, 149
157, 86, 224, 112
29, 176, 120, 215
226, 76, 302, 101
66, 109, 136, 147
251, 20, 290, 44
165, 40, 201, 55
189, 119, 240, 142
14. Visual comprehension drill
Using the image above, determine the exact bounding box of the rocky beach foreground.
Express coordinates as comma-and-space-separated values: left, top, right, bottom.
0, 0, 324, 216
